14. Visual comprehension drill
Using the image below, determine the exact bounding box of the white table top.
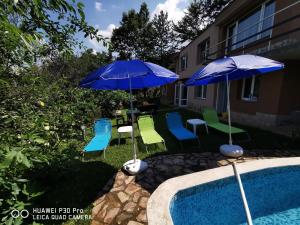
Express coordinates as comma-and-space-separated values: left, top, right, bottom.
187, 119, 206, 125
117, 126, 133, 133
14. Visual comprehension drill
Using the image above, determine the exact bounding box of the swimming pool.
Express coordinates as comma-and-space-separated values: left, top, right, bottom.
170, 166, 300, 225
147, 158, 300, 225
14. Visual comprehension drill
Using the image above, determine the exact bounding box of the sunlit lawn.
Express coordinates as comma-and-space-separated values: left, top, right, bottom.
30, 106, 299, 225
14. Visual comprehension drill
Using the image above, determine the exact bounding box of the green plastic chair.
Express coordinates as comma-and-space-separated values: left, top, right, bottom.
202, 108, 250, 141
115, 109, 128, 126
137, 115, 166, 152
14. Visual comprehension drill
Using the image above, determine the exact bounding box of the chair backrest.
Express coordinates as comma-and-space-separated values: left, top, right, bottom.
121, 109, 128, 121
138, 115, 154, 131
166, 112, 184, 129
94, 118, 112, 135
202, 108, 219, 124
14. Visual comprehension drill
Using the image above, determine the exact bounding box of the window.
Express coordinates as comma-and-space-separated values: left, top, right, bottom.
180, 55, 188, 71
227, 24, 237, 50
195, 85, 207, 99
261, 0, 276, 38
227, 0, 275, 51
241, 76, 260, 101
197, 38, 210, 64
236, 9, 261, 48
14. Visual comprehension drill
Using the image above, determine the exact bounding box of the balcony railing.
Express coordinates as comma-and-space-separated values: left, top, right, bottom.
204, 1, 300, 61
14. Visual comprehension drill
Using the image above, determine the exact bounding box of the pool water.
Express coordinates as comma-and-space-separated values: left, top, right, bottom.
170, 166, 300, 225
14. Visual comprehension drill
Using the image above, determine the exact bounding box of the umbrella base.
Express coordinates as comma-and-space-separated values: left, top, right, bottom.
123, 159, 148, 175
220, 144, 243, 158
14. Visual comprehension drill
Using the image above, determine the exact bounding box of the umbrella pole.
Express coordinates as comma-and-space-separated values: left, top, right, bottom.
123, 76, 148, 175
129, 77, 137, 163
226, 74, 233, 145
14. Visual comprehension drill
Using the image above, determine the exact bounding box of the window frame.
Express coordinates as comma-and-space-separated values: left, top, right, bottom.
180, 55, 188, 71
226, 0, 275, 51
241, 76, 259, 102
197, 38, 210, 64
195, 85, 207, 100
226, 22, 238, 52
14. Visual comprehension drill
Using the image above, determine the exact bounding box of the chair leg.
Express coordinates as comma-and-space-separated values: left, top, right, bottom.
104, 148, 106, 159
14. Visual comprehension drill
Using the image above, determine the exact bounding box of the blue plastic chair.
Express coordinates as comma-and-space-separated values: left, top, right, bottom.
83, 118, 112, 158
166, 112, 200, 148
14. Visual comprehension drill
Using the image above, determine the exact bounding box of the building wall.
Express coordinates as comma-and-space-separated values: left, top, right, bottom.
229, 70, 285, 126
273, 0, 300, 37
175, 25, 220, 109
187, 85, 216, 111
277, 61, 300, 115
230, 70, 284, 115
162, 0, 300, 127
230, 61, 300, 126
216, 0, 300, 126
177, 25, 220, 79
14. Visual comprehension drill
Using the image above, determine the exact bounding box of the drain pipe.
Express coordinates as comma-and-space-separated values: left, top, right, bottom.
232, 162, 253, 225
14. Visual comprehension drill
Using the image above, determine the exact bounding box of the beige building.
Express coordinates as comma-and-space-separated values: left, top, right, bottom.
162, 0, 300, 128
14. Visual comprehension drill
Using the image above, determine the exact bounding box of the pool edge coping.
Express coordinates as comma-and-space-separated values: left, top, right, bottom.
147, 157, 300, 225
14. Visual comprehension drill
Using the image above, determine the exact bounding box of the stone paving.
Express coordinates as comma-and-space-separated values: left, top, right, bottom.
91, 150, 300, 225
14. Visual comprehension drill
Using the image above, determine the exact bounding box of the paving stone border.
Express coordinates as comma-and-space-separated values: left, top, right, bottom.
91, 150, 299, 225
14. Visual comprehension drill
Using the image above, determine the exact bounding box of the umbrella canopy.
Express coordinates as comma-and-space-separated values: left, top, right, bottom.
80, 59, 178, 90
185, 54, 284, 158
79, 59, 178, 174
185, 54, 284, 86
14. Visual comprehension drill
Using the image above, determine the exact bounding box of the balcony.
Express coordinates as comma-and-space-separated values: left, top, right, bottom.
206, 2, 300, 61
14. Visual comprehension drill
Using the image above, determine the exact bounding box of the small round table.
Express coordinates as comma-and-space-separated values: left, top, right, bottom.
186, 119, 209, 134
117, 126, 133, 145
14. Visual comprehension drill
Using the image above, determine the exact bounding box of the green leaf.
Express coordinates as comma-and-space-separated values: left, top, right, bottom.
22, 184, 29, 196
4, 217, 13, 225
14, 178, 29, 183
77, 2, 84, 10
11, 183, 21, 196
33, 138, 46, 144
30, 191, 44, 198
19, 153, 31, 168
0, 150, 18, 168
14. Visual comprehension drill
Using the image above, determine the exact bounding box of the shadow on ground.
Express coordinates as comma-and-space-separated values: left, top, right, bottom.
152, 108, 300, 153
28, 154, 117, 225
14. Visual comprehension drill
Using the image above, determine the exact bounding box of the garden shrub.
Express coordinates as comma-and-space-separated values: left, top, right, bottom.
0, 65, 129, 224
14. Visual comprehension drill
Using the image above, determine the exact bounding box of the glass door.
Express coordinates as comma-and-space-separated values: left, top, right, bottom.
180, 85, 188, 106
216, 82, 227, 113
174, 84, 180, 105
174, 83, 188, 107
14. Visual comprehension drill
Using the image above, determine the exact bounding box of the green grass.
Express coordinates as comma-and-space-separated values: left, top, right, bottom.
30, 107, 300, 225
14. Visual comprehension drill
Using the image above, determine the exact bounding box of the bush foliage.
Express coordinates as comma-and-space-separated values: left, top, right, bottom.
0, 51, 129, 224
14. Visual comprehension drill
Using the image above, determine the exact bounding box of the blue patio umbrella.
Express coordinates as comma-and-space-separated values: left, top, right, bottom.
186, 55, 284, 155
80, 59, 179, 174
